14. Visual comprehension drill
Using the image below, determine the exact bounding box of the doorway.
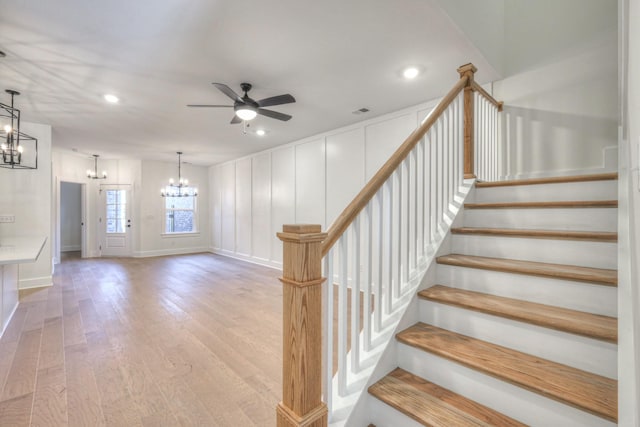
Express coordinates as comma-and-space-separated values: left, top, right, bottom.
59, 181, 87, 259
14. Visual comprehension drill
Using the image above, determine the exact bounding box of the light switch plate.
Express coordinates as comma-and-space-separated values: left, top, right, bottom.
0, 214, 15, 223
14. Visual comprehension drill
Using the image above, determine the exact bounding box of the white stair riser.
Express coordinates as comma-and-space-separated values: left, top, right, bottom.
451, 235, 617, 269
419, 300, 617, 378
436, 264, 617, 316
463, 207, 617, 232
365, 396, 424, 427
471, 181, 617, 203
397, 344, 616, 427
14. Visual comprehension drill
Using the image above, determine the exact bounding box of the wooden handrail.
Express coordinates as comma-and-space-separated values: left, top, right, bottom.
321, 74, 469, 256
471, 81, 503, 111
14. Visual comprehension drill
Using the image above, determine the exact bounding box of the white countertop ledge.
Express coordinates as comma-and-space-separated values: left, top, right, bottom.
0, 237, 47, 265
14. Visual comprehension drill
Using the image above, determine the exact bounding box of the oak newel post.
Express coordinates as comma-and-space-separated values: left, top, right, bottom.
457, 63, 477, 179
276, 224, 328, 427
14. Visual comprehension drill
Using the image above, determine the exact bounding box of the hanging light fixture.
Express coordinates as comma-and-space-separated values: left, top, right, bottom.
161, 152, 198, 197
87, 154, 107, 179
0, 89, 38, 170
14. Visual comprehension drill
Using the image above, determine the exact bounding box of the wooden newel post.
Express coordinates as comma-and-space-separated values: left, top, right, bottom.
276, 224, 328, 427
457, 63, 478, 179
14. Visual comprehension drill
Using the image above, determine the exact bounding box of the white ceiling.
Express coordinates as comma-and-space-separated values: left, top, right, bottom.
0, 0, 500, 166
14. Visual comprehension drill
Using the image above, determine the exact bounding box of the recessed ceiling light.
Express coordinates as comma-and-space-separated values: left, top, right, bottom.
104, 94, 119, 104
256, 129, 266, 136
403, 67, 420, 79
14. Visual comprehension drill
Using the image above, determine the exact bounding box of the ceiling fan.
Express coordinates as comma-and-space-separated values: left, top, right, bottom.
187, 83, 295, 124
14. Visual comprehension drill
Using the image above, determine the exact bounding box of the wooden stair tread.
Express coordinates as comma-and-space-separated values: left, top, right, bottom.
451, 227, 617, 242
369, 368, 526, 427
464, 200, 617, 209
476, 173, 618, 188
419, 285, 617, 343
436, 254, 617, 286
397, 323, 618, 422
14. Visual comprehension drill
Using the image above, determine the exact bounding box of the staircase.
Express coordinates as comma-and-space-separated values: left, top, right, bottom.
368, 173, 618, 426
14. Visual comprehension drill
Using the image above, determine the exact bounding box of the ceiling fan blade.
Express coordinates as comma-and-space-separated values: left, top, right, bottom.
256, 94, 296, 108
230, 115, 242, 124
186, 104, 233, 108
258, 108, 292, 121
212, 83, 243, 102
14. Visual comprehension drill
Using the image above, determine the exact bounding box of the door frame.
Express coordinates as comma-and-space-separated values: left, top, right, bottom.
99, 184, 133, 257
55, 179, 88, 262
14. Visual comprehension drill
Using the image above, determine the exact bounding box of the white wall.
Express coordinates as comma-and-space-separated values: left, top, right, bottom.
60, 182, 82, 251
493, 34, 618, 178
52, 150, 210, 260
0, 122, 53, 289
434, 0, 505, 75
137, 159, 210, 257
436, 0, 618, 179
504, 0, 617, 76
53, 150, 142, 259
209, 101, 434, 268
619, 0, 640, 424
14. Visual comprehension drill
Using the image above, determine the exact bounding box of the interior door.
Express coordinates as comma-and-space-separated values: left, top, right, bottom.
100, 185, 131, 256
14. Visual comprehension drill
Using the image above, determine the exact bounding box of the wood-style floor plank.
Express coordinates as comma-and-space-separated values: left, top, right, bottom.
0, 392, 34, 426
436, 254, 618, 286
369, 368, 526, 426
31, 365, 68, 427
0, 252, 283, 427
397, 323, 617, 422
419, 285, 617, 342
1, 328, 42, 401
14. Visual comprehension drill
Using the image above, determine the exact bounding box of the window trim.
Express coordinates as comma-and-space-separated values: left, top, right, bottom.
162, 186, 198, 235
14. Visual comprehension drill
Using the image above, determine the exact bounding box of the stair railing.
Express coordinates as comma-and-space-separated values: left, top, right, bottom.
275, 63, 503, 427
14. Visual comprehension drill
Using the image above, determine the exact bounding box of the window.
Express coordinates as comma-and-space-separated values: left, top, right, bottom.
163, 187, 197, 233
105, 189, 127, 233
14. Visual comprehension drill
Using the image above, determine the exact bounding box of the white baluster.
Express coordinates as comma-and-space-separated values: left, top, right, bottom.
364, 202, 372, 351
375, 190, 383, 333
323, 251, 334, 416
385, 180, 393, 316
338, 234, 348, 395
351, 216, 361, 373
395, 168, 402, 302
443, 109, 449, 217
403, 159, 410, 287
413, 146, 423, 271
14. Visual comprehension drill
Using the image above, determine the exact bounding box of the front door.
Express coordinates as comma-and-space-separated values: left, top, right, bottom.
100, 185, 131, 256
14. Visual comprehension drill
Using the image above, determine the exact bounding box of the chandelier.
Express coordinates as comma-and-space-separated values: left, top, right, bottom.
161, 152, 198, 197
87, 154, 107, 179
0, 90, 38, 169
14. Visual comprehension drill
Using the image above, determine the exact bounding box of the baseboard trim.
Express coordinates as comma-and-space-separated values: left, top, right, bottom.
61, 245, 81, 252
133, 247, 210, 258
18, 276, 53, 290
209, 248, 282, 271
0, 301, 19, 339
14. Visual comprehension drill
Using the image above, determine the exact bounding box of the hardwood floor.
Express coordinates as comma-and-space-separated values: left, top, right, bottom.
0, 252, 283, 426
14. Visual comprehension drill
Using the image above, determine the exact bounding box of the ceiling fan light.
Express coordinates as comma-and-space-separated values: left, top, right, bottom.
235, 107, 257, 121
